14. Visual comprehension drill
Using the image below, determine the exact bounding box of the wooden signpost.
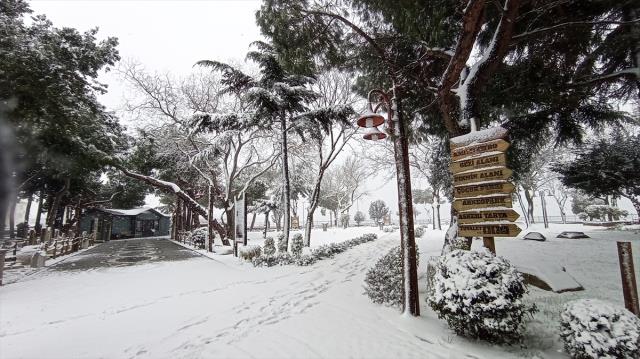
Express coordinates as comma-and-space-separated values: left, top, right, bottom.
450, 127, 520, 254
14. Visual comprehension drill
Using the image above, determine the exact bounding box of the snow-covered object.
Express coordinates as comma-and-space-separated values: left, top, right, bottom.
290, 234, 303, 257
560, 299, 640, 359
428, 249, 533, 344
263, 237, 276, 256
189, 227, 208, 249
276, 233, 287, 253
238, 245, 261, 262
364, 246, 419, 307
415, 226, 425, 238
449, 126, 508, 148
383, 226, 395, 233
294, 254, 317, 266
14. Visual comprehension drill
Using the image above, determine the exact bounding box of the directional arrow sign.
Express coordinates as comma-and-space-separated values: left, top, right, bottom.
458, 209, 520, 224
451, 139, 510, 162
459, 223, 521, 237
453, 167, 513, 186
451, 152, 506, 174
454, 181, 515, 198
453, 194, 512, 212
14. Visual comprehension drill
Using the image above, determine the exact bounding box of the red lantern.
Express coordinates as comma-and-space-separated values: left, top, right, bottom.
363, 127, 387, 141
356, 110, 385, 128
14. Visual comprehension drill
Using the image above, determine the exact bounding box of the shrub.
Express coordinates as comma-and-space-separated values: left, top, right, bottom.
560, 299, 640, 359
238, 245, 261, 262
383, 226, 395, 233
189, 227, 208, 249
275, 252, 293, 265
414, 226, 425, 238
364, 246, 419, 307
312, 242, 347, 259
428, 249, 534, 344
295, 254, 317, 266
263, 237, 276, 256
252, 255, 277, 267
276, 233, 287, 253
290, 233, 303, 257
354, 211, 365, 226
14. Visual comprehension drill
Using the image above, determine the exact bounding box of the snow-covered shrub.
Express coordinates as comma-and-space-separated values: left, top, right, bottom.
252, 255, 277, 267
276, 233, 287, 253
560, 299, 640, 359
584, 205, 628, 221
578, 212, 589, 221
290, 233, 303, 257
189, 227, 208, 249
364, 246, 419, 307
295, 254, 317, 266
275, 252, 293, 265
263, 237, 276, 256
383, 226, 395, 233
415, 226, 425, 238
428, 249, 533, 344
312, 242, 348, 259
238, 245, 261, 262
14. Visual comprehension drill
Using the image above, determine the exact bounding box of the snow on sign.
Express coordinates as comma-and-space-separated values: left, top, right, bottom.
459, 223, 521, 237
450, 152, 506, 174
453, 181, 515, 198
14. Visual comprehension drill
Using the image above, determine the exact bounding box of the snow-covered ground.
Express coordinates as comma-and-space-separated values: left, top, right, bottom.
1, 224, 638, 358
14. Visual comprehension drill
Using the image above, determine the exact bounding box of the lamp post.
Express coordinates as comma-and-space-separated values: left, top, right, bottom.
356, 88, 420, 316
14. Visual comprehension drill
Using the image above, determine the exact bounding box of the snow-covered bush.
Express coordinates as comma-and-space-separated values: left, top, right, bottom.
578, 212, 589, 221
345, 233, 377, 247
277, 233, 287, 253
275, 252, 293, 265
364, 246, 419, 307
583, 205, 628, 221
415, 226, 425, 238
354, 211, 365, 226
295, 254, 317, 266
263, 237, 276, 256
189, 227, 208, 249
252, 255, 278, 267
383, 226, 395, 233
560, 299, 640, 359
238, 245, 261, 262
428, 249, 533, 344
312, 242, 348, 259
290, 233, 303, 257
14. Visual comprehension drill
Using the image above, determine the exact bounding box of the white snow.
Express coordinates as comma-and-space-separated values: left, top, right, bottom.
1, 224, 639, 358
450, 126, 508, 147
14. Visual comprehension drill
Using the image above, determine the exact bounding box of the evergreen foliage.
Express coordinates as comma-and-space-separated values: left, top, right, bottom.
368, 200, 389, 223
428, 249, 534, 344
263, 237, 276, 256
560, 299, 640, 359
364, 246, 419, 307
353, 211, 365, 226
290, 233, 303, 257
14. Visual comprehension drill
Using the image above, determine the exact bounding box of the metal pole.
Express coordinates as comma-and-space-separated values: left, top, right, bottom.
617, 242, 639, 316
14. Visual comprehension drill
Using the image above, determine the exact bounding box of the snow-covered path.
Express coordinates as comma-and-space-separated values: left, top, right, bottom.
0, 231, 517, 359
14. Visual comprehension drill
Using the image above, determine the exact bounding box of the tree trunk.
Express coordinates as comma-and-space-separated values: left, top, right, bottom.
47, 177, 70, 228
34, 190, 44, 232
390, 90, 420, 316
304, 166, 325, 246
9, 197, 17, 239
280, 114, 291, 247
263, 212, 269, 238
436, 203, 442, 230
432, 205, 436, 230
523, 186, 535, 224
207, 185, 214, 250
250, 212, 257, 231
23, 193, 33, 227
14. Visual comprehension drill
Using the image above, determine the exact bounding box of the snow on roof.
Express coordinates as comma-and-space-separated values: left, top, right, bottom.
450, 126, 508, 148
101, 208, 163, 216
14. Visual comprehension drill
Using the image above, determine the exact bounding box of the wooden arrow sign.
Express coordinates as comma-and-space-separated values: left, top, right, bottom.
458, 209, 520, 224
454, 181, 515, 198
459, 223, 521, 237
453, 194, 512, 212
451, 152, 507, 174
453, 167, 513, 186
451, 139, 510, 162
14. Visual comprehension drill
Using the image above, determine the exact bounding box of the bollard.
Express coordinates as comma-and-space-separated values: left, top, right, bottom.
617, 241, 639, 316
483, 237, 496, 255
0, 249, 8, 286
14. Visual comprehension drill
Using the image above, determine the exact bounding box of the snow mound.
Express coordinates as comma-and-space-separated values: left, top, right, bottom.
450, 126, 508, 148
560, 299, 640, 359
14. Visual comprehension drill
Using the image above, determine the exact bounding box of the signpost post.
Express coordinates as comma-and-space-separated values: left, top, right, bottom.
450, 127, 520, 254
